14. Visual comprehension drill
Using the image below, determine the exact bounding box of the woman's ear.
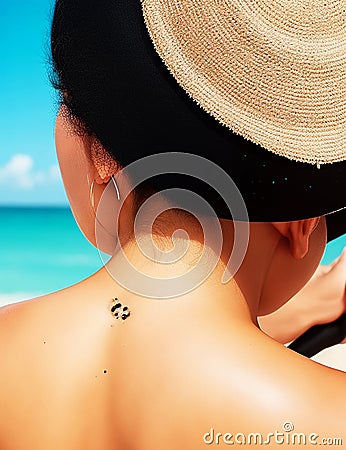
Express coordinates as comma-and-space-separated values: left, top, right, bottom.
90, 139, 118, 185
272, 217, 320, 260
55, 106, 120, 248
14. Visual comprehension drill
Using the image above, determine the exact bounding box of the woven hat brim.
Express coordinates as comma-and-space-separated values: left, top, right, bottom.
142, 0, 346, 165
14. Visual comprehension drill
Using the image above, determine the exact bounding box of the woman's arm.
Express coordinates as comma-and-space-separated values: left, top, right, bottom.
259, 249, 346, 344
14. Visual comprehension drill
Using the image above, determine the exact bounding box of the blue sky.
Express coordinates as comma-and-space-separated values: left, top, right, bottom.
0, 0, 67, 205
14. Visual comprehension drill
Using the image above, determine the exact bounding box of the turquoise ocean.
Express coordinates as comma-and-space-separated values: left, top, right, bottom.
0, 207, 345, 307
0, 207, 102, 306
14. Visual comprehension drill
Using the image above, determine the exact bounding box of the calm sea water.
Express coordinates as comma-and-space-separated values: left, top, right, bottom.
0, 207, 101, 305
0, 207, 345, 307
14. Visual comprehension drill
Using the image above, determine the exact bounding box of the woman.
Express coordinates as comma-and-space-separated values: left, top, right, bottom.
0, 1, 345, 448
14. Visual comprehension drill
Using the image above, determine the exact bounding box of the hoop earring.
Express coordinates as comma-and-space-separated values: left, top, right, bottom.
89, 175, 121, 212
89, 176, 121, 240
112, 175, 121, 201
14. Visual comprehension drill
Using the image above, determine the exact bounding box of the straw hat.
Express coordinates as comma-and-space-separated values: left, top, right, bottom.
142, 0, 346, 166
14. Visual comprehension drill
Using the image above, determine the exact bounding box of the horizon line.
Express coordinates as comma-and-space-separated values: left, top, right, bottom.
0, 204, 70, 209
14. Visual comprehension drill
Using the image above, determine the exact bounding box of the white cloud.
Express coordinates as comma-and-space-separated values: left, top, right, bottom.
0, 154, 62, 190
49, 164, 61, 181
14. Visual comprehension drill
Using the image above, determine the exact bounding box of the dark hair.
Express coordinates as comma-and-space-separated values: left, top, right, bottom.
50, 0, 207, 166
50, 0, 139, 153
50, 0, 240, 215
50, 0, 174, 209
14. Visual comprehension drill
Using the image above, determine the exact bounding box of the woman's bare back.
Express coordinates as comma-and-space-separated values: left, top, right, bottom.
0, 289, 118, 449
0, 275, 345, 450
